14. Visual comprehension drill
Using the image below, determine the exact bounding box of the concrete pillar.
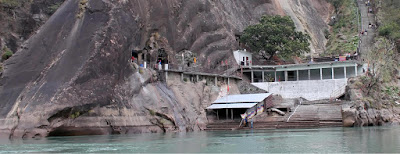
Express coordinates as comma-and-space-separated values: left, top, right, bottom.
231, 109, 233, 120
320, 68, 323, 80
217, 110, 219, 120
166, 72, 168, 81
284, 71, 288, 81
215, 76, 218, 86
226, 109, 229, 120
228, 77, 230, 85
308, 69, 311, 80
251, 70, 254, 83
355, 64, 358, 76
196, 75, 199, 82
296, 70, 299, 81
274, 71, 277, 82
181, 73, 184, 82
331, 67, 334, 79
344, 67, 347, 78
262, 71, 265, 82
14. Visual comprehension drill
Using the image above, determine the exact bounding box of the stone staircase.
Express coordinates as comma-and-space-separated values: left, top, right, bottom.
205, 102, 343, 131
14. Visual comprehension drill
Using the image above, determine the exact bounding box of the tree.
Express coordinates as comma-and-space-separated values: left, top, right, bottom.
240, 15, 310, 60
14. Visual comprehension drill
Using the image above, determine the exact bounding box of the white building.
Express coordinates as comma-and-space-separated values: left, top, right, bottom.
233, 49, 252, 66
240, 61, 365, 101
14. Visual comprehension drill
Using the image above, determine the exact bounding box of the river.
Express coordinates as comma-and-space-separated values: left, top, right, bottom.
1, 126, 399, 153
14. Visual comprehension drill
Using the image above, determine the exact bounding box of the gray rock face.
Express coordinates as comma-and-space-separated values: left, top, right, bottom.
341, 101, 399, 127
0, 0, 275, 138
0, 0, 334, 138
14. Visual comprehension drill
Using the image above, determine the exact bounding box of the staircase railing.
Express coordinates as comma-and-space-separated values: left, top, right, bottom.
330, 85, 347, 102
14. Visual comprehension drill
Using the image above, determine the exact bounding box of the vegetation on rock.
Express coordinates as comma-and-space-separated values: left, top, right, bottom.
1, 47, 12, 61
77, 0, 87, 18
325, 0, 359, 56
240, 15, 310, 60
378, 0, 400, 51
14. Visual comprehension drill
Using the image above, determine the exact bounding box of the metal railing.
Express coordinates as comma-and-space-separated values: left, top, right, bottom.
329, 85, 347, 102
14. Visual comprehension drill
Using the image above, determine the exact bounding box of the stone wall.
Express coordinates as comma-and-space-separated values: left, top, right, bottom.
252, 79, 347, 100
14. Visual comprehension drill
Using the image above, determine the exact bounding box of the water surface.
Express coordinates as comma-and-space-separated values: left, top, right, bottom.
1, 126, 399, 153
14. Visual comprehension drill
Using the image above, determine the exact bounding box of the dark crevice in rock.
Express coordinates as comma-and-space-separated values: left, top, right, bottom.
145, 107, 177, 132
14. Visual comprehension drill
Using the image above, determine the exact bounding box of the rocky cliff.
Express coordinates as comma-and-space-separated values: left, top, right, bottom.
0, 0, 333, 138
342, 78, 400, 127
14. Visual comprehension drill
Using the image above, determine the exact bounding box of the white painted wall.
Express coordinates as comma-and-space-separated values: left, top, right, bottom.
252, 79, 348, 101
233, 50, 252, 66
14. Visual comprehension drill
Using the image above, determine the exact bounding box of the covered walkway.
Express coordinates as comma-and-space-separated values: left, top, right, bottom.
242, 61, 363, 83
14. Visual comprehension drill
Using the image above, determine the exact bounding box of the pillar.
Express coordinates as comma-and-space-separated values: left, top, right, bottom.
217, 110, 219, 120
231, 109, 233, 120
320, 68, 323, 80
215, 76, 218, 86
181, 73, 184, 82
355, 64, 358, 76
308, 69, 311, 80
344, 67, 347, 78
262, 71, 265, 82
196, 75, 199, 82
296, 70, 299, 81
274, 71, 277, 82
226, 109, 229, 120
166, 72, 168, 81
251, 70, 254, 83
284, 71, 288, 81
331, 67, 334, 79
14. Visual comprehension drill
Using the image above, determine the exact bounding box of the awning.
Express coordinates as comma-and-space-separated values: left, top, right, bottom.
213, 93, 272, 104
206, 103, 257, 109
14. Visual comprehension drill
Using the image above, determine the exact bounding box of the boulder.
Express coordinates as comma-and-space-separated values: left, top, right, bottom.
342, 107, 357, 127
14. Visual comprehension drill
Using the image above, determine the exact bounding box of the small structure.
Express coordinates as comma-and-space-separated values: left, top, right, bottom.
207, 93, 272, 120
233, 49, 252, 66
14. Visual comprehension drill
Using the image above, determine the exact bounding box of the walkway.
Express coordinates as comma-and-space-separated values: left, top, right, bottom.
357, 0, 376, 59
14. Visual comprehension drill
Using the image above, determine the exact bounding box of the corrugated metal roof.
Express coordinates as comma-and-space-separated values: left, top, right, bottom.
213, 93, 272, 104
206, 103, 257, 109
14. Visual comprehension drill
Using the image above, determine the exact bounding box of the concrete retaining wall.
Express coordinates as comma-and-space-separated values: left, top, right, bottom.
252, 79, 347, 101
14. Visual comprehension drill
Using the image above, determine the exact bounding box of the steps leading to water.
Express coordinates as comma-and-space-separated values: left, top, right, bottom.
206, 102, 344, 131
205, 119, 343, 131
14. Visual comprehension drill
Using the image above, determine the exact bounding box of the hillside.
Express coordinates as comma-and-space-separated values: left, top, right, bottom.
0, 0, 348, 138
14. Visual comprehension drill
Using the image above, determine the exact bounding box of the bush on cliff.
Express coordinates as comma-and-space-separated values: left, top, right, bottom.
1, 47, 13, 61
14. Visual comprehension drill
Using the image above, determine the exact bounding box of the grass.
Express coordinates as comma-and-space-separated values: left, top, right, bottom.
325, 0, 359, 56
0, 0, 21, 8
378, 0, 400, 51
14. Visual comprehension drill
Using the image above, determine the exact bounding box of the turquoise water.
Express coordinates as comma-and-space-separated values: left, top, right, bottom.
1, 126, 400, 153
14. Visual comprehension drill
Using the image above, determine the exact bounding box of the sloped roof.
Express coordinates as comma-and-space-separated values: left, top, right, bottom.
206, 103, 257, 109
213, 93, 272, 104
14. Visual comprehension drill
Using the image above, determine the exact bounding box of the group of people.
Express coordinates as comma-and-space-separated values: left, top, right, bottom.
365, 0, 371, 6
361, 29, 368, 36
360, 22, 377, 36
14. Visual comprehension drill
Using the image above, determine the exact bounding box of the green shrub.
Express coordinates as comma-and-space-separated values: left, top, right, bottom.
1, 47, 13, 61
183, 78, 188, 82
324, 29, 330, 39
46, 2, 62, 15
0, 0, 21, 8
70, 111, 80, 119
